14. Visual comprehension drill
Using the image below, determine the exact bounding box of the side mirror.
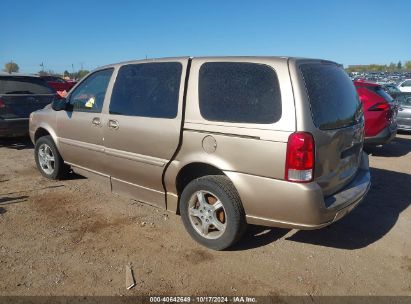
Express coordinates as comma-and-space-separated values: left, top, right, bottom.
51, 97, 67, 111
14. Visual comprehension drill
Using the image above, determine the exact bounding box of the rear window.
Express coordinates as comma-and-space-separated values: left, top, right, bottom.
366, 86, 394, 103
383, 85, 401, 95
42, 76, 66, 83
300, 63, 362, 130
0, 76, 54, 95
199, 62, 282, 124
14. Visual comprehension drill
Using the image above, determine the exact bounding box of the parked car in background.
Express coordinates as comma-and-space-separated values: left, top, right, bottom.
381, 83, 402, 99
398, 79, 411, 92
30, 57, 370, 250
354, 80, 397, 145
396, 93, 411, 131
40, 76, 76, 93
0, 74, 57, 137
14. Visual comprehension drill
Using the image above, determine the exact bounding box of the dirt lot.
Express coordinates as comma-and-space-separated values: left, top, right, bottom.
0, 134, 410, 296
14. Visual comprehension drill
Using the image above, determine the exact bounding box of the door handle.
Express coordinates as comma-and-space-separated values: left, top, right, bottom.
91, 117, 101, 126
108, 119, 119, 130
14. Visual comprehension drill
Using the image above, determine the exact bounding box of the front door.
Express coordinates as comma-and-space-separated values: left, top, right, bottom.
57, 68, 114, 183
102, 59, 188, 208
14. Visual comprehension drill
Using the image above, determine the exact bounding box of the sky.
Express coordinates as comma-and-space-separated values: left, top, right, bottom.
1, 0, 410, 74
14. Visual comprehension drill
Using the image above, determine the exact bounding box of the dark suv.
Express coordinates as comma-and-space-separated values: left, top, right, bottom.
0, 74, 56, 137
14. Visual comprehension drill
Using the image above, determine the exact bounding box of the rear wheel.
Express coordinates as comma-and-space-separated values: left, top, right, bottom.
180, 175, 247, 250
35, 135, 68, 180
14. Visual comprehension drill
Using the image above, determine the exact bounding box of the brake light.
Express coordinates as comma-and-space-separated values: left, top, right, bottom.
0, 98, 5, 108
368, 102, 389, 111
285, 132, 315, 182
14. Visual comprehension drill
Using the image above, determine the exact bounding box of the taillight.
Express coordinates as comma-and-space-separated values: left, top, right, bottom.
368, 102, 389, 111
285, 132, 315, 183
0, 98, 5, 109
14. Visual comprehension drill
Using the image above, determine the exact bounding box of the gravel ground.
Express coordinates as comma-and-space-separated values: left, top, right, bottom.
0, 134, 410, 296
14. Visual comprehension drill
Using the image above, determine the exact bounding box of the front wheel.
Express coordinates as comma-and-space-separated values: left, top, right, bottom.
34, 135, 68, 180
179, 175, 247, 250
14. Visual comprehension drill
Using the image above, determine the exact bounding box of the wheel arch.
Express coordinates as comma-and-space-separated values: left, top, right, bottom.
34, 127, 51, 142
33, 124, 59, 149
173, 162, 230, 214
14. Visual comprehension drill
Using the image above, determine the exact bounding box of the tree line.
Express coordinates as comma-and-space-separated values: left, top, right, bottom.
346, 61, 411, 73
4, 59, 411, 77
2, 61, 89, 80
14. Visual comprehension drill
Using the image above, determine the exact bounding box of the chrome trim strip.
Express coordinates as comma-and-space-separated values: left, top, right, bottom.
59, 138, 105, 153
2, 118, 29, 122
60, 138, 166, 167
111, 177, 164, 194
105, 147, 166, 167
184, 128, 260, 140
245, 214, 331, 229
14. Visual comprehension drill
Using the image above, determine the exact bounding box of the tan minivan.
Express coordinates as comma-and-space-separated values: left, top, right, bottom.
30, 57, 371, 250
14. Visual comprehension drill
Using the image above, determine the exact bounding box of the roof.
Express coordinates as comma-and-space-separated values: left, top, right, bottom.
97, 56, 335, 70
0, 72, 40, 78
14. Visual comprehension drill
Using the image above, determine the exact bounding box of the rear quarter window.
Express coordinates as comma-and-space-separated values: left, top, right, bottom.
199, 62, 282, 124
300, 63, 362, 130
0, 77, 55, 95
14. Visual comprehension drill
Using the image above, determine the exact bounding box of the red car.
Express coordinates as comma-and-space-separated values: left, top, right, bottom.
40, 76, 76, 93
354, 80, 397, 145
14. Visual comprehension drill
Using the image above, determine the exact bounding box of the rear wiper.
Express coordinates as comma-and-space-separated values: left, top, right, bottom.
5, 90, 34, 94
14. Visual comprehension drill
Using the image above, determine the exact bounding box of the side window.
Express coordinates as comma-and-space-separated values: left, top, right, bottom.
109, 62, 182, 118
69, 69, 113, 113
199, 62, 282, 124
402, 80, 411, 87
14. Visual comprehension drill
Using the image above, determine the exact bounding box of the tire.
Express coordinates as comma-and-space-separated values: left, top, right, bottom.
34, 135, 68, 180
179, 175, 247, 250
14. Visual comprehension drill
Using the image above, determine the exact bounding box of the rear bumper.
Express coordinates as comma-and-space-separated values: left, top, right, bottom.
225, 152, 371, 230
0, 118, 29, 138
365, 125, 397, 145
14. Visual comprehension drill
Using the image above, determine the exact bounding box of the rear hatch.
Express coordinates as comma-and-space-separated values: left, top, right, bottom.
298, 61, 364, 197
0, 76, 55, 119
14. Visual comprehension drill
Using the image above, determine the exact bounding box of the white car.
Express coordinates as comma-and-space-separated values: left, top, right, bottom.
398, 79, 411, 92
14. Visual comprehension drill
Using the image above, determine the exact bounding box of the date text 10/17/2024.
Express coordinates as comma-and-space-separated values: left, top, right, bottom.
149, 296, 257, 303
